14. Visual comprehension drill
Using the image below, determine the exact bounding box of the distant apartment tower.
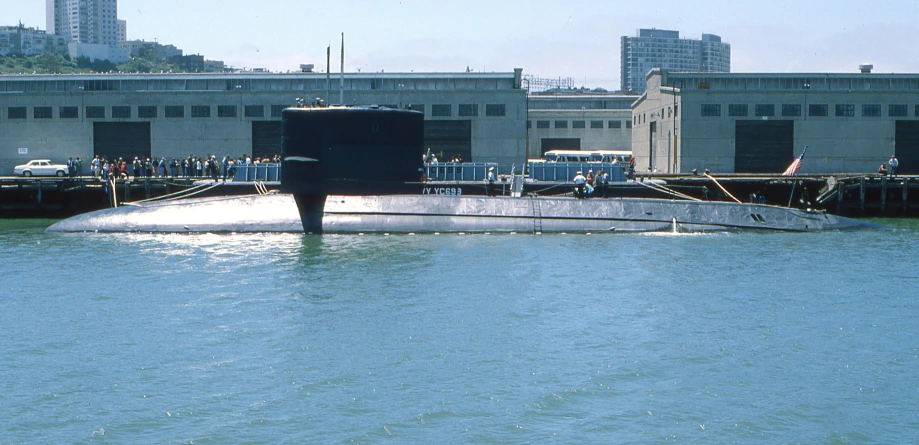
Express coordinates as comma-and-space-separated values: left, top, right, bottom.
620, 28, 730, 94
46, 0, 119, 48
117, 19, 126, 44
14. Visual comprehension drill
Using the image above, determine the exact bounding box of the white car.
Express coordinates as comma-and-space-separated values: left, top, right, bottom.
13, 159, 69, 177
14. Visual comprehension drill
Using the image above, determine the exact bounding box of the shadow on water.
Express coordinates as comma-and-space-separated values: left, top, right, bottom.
861, 217, 919, 230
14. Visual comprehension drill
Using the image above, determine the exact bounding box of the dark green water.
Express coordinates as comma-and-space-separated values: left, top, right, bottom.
1, 219, 917, 443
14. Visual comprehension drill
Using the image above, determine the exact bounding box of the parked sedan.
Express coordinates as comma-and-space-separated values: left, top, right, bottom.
13, 159, 69, 177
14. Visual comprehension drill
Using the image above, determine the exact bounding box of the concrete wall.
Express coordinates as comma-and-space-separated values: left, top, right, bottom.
527, 108, 632, 160
632, 72, 683, 173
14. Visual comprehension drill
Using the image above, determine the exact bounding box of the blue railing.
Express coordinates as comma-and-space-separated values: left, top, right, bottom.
229, 161, 626, 183
233, 164, 282, 181
423, 162, 499, 181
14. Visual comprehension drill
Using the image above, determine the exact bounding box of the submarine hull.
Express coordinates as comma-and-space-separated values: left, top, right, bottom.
46, 193, 884, 233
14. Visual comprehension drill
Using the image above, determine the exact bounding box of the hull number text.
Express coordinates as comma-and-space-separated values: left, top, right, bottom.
423, 187, 463, 196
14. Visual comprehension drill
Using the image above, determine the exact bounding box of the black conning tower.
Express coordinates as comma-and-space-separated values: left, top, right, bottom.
281, 106, 424, 233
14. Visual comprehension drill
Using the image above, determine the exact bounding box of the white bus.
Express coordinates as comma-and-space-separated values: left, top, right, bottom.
527, 150, 632, 182
536, 150, 631, 164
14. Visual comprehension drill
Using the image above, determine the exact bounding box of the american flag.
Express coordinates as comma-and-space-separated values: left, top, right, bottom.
782, 148, 807, 176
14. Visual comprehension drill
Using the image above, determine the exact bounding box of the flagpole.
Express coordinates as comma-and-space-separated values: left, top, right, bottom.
786, 145, 808, 207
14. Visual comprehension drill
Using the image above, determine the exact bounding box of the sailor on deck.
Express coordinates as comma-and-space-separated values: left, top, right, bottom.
486, 166, 496, 196
573, 170, 587, 198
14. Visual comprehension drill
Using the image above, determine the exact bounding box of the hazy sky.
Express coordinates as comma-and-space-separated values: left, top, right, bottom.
6, 0, 919, 89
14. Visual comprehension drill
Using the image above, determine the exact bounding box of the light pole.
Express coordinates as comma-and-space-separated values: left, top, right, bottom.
78, 85, 84, 122
521, 78, 530, 160
235, 84, 242, 122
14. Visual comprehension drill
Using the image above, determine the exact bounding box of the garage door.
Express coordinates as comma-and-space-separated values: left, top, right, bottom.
93, 122, 151, 162
734, 120, 794, 173
424, 120, 471, 161
895, 121, 919, 174
252, 121, 282, 159
540, 138, 581, 155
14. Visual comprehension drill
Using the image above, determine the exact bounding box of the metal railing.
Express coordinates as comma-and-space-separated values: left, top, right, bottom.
233, 163, 282, 182
423, 162, 499, 181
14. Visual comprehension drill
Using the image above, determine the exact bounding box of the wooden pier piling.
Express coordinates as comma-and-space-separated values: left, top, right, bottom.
859, 177, 866, 216
881, 177, 888, 214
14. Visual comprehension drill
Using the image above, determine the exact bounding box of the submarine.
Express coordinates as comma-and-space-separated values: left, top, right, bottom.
46, 105, 884, 233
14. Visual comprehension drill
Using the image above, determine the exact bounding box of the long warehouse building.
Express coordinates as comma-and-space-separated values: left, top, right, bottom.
0, 70, 539, 173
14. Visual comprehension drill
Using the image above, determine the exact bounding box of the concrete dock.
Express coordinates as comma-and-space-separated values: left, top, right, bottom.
0, 176, 279, 218
2, 174, 917, 219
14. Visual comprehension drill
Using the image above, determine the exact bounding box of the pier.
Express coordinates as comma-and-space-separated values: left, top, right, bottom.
2, 172, 917, 219
0, 176, 278, 218
824, 175, 919, 217
647, 174, 919, 217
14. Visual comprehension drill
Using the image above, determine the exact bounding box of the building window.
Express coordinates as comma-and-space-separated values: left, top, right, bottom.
608, 120, 622, 129
527, 120, 532, 129
536, 120, 550, 129
60, 106, 78, 119
782, 104, 802, 117
270, 105, 285, 118
625, 120, 632, 129
754, 104, 775, 117
809, 104, 828, 117
86, 106, 105, 119
701, 104, 721, 117
728, 104, 748, 117
590, 120, 603, 129
915, 105, 919, 117
407, 104, 425, 114
192, 105, 211, 118
862, 104, 881, 117
555, 120, 568, 129
8, 107, 27, 119
112, 106, 131, 118
165, 106, 185, 118
889, 104, 908, 117
218, 105, 237, 118
458, 104, 478, 117
244, 105, 264, 118
34, 107, 53, 119
138, 106, 157, 118
674, 104, 678, 117
835, 104, 855, 117
431, 104, 451, 117
485, 104, 505, 117
572, 120, 586, 129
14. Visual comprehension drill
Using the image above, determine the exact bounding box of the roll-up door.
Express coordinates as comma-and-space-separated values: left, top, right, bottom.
895, 121, 919, 174
734, 120, 794, 173
252, 121, 282, 159
93, 122, 151, 162
424, 120, 471, 161
540, 138, 581, 155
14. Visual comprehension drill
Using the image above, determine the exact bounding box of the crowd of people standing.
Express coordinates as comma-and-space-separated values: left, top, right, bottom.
77, 153, 281, 181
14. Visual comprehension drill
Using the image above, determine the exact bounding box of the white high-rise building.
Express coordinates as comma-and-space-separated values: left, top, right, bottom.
46, 0, 120, 48
620, 29, 730, 94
